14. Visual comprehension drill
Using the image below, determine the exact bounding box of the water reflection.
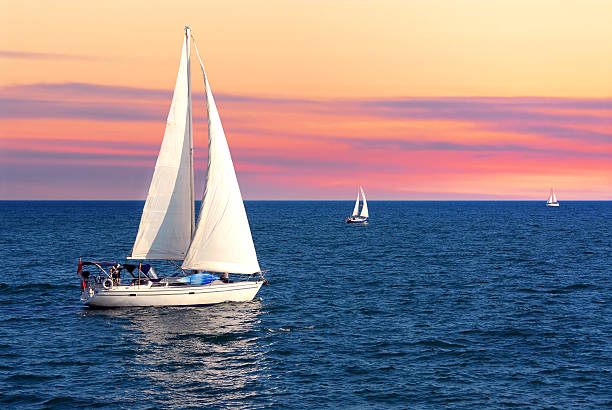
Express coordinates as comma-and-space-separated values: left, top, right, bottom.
87, 301, 267, 408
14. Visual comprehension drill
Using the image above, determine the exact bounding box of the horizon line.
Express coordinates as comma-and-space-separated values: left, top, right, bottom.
1, 199, 610, 202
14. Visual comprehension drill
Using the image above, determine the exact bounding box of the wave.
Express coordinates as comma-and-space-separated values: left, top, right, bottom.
0, 282, 68, 294
7, 373, 57, 382
411, 339, 467, 349
518, 283, 598, 294
169, 330, 260, 345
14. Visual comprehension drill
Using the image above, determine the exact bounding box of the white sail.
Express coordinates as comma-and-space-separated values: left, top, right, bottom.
130, 35, 193, 260
352, 188, 360, 216
547, 189, 557, 204
359, 186, 369, 218
182, 40, 261, 274
551, 190, 557, 203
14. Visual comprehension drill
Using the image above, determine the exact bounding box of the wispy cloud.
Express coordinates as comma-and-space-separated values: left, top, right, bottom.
354, 97, 612, 128
325, 136, 612, 158
361, 97, 612, 111
0, 82, 313, 104
493, 124, 612, 144
1, 83, 170, 100
1, 83, 610, 157
0, 97, 165, 122
2, 82, 610, 126
1, 82, 610, 199
0, 50, 103, 61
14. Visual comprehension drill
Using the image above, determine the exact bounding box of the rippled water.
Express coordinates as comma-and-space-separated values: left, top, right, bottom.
1, 201, 611, 408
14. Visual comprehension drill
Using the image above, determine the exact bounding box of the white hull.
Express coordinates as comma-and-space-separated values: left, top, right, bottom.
82, 281, 263, 307
346, 216, 368, 224
546, 203, 559, 207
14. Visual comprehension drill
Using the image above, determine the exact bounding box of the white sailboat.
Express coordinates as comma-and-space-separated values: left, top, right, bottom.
78, 27, 266, 307
346, 186, 369, 223
546, 188, 560, 207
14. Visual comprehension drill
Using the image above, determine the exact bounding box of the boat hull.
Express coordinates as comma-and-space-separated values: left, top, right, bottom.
82, 281, 263, 308
546, 203, 560, 207
346, 217, 368, 224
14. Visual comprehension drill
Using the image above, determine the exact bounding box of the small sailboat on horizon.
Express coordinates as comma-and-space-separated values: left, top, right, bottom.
77, 27, 267, 307
346, 186, 369, 224
546, 188, 560, 207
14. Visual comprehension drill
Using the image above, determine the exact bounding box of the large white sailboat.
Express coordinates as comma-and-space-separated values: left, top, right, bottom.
78, 27, 266, 307
546, 188, 560, 207
346, 186, 369, 224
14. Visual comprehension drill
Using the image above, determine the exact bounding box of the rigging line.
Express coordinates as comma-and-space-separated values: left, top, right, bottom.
186, 31, 214, 245
168, 259, 188, 275
189, 32, 208, 104
185, 30, 212, 241
190, 33, 208, 80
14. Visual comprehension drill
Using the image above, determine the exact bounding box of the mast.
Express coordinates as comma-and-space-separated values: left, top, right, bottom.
186, 26, 195, 238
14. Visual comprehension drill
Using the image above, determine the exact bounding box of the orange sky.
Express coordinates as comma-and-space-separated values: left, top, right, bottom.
0, 0, 611, 199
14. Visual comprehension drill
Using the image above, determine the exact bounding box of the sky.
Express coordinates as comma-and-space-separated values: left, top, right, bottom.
1, 0, 611, 200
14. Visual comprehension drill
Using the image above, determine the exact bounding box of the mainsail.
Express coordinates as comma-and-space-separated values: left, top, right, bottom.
352, 188, 360, 216
360, 186, 369, 218
181, 38, 261, 274
130, 33, 193, 260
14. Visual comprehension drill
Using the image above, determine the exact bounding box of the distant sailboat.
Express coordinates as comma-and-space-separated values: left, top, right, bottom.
346, 186, 369, 224
546, 188, 559, 207
78, 27, 267, 307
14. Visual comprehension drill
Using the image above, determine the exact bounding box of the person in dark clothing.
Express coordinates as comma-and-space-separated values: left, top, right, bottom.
110, 266, 121, 285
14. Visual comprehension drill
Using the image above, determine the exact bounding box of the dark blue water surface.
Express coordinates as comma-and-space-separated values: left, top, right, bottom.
1, 201, 611, 408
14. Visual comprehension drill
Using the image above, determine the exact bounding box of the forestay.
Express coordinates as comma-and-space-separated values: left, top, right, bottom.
182, 38, 261, 274
130, 35, 193, 260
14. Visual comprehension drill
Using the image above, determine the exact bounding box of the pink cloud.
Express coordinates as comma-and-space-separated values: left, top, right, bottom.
1, 83, 610, 199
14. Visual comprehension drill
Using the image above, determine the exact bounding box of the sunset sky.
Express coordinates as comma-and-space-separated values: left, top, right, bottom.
1, 0, 610, 200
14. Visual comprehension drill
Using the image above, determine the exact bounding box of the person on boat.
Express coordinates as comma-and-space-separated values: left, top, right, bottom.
80, 271, 90, 291
110, 266, 121, 285
221, 272, 230, 283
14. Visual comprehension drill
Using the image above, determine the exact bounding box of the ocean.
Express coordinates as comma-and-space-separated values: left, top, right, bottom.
0, 200, 610, 408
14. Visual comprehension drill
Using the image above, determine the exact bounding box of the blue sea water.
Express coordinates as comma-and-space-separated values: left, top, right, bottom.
0, 200, 611, 408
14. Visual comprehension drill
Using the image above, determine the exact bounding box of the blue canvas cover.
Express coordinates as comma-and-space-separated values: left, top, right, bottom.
178, 273, 218, 285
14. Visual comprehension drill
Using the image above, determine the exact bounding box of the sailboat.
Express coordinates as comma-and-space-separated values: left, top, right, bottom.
546, 188, 559, 207
346, 186, 369, 224
78, 27, 267, 307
